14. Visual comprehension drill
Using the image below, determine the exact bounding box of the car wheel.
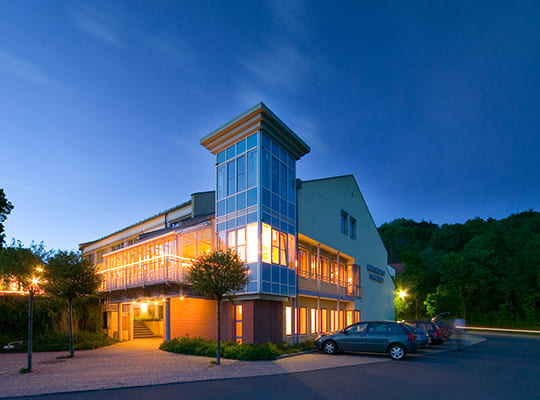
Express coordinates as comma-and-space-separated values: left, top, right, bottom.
322, 340, 338, 355
389, 343, 406, 360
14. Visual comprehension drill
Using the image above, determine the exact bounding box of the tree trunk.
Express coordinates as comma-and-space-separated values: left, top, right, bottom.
27, 293, 33, 372
216, 297, 221, 366
68, 299, 74, 357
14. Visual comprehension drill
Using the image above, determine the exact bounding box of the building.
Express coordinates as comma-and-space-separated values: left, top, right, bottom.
79, 103, 394, 344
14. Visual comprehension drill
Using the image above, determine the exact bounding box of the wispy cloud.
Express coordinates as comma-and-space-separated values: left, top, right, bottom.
69, 3, 122, 47
0, 51, 56, 86
0, 176, 87, 212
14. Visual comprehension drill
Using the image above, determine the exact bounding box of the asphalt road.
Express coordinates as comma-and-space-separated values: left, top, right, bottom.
12, 333, 540, 400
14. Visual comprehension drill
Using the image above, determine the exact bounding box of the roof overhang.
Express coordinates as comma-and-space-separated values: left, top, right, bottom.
200, 102, 310, 160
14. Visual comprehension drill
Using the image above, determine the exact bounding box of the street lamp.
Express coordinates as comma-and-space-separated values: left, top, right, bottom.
398, 289, 407, 299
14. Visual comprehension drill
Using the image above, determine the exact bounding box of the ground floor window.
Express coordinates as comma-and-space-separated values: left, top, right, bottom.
321, 309, 328, 332
310, 308, 319, 334
285, 306, 292, 335
235, 305, 243, 343
299, 307, 307, 335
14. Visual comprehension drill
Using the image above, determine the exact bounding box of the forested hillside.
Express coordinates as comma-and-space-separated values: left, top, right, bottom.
378, 211, 540, 328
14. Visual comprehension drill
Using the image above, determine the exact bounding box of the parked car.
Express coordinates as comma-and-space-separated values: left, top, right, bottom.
406, 320, 445, 344
315, 321, 419, 360
431, 314, 451, 341
404, 323, 431, 348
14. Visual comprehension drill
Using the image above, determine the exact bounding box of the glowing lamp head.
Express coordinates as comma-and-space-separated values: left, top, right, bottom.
398, 289, 407, 299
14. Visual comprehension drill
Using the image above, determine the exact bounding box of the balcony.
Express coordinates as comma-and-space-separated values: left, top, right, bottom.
97, 255, 192, 292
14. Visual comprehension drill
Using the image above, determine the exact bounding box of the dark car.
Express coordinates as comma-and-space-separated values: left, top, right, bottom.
407, 320, 446, 344
315, 321, 419, 360
431, 316, 451, 341
405, 323, 431, 348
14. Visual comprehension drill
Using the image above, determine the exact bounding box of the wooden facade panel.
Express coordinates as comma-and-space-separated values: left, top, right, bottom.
170, 297, 234, 341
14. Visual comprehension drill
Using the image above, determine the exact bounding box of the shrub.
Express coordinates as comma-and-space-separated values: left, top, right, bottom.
160, 336, 316, 361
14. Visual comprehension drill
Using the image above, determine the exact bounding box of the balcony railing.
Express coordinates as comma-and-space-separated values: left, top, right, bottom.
97, 255, 192, 292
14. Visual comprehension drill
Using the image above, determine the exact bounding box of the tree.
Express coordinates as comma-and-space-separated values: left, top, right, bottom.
187, 249, 249, 365
0, 189, 14, 249
45, 251, 101, 357
0, 242, 45, 372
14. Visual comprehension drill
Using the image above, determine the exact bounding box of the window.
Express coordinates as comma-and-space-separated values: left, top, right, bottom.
247, 150, 257, 188
299, 307, 307, 335
272, 157, 279, 194
354, 310, 360, 323
280, 232, 287, 266
321, 309, 328, 332
340, 210, 348, 235
262, 150, 270, 188
311, 254, 318, 279
288, 234, 296, 270
235, 305, 243, 344
262, 223, 271, 263
311, 308, 319, 334
237, 228, 246, 262
285, 306, 292, 336
349, 217, 357, 239
298, 249, 308, 277
321, 257, 329, 282
227, 162, 235, 196
280, 163, 287, 198
246, 223, 258, 263
346, 310, 353, 327
237, 155, 246, 192
217, 165, 225, 200
330, 310, 336, 331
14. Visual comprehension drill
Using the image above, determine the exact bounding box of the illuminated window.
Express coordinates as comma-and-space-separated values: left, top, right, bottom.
262, 223, 271, 263
235, 305, 243, 344
330, 310, 336, 331
311, 254, 318, 279
285, 306, 292, 335
272, 229, 280, 264
299, 307, 307, 335
354, 310, 360, 323
246, 223, 258, 263
346, 310, 353, 327
237, 228, 246, 262
339, 310, 344, 330
288, 234, 295, 269
331, 262, 337, 283
280, 232, 287, 266
310, 308, 319, 334
227, 230, 236, 251
321, 257, 329, 282
321, 309, 328, 332
298, 249, 308, 277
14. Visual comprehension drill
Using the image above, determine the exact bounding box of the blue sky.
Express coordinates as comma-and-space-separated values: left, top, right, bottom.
1, 1, 539, 252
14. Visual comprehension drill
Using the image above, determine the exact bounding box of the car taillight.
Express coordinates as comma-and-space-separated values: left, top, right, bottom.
434, 331, 439, 337
407, 332, 415, 341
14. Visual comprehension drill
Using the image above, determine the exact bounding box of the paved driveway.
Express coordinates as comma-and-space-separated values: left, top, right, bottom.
0, 336, 484, 398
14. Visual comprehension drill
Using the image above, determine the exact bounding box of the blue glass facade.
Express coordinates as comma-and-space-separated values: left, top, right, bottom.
215, 131, 297, 297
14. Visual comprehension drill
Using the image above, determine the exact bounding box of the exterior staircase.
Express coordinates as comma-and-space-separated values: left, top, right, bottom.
133, 320, 157, 339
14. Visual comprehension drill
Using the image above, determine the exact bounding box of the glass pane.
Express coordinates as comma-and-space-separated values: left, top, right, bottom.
262, 223, 271, 263
247, 149, 257, 188
262, 150, 270, 188
227, 161, 235, 196
237, 155, 246, 192
217, 165, 225, 200
246, 223, 258, 263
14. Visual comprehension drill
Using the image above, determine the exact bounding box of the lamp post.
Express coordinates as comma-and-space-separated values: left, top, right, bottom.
26, 266, 43, 373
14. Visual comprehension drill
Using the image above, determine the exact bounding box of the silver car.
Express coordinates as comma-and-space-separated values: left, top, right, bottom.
315, 321, 419, 360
